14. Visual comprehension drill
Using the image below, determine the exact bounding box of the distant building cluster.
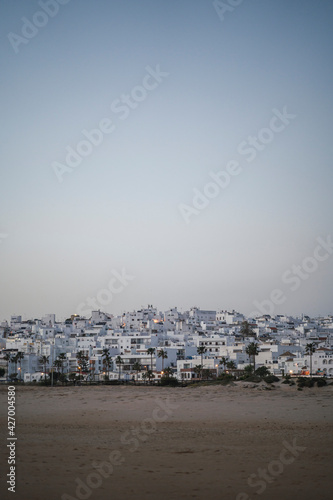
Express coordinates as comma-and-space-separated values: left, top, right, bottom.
1, 306, 333, 383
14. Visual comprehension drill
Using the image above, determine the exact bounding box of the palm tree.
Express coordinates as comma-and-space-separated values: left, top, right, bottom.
219, 356, 228, 372
115, 356, 124, 381
132, 361, 142, 383
163, 366, 173, 378
76, 351, 89, 382
147, 369, 155, 384
89, 360, 96, 383
305, 343, 316, 376
147, 347, 155, 371
3, 352, 13, 381
197, 346, 206, 379
102, 348, 112, 381
15, 352, 24, 381
158, 349, 168, 373
39, 355, 49, 383
54, 358, 62, 374
240, 321, 255, 340
194, 364, 203, 379
58, 353, 67, 375
226, 360, 236, 370
245, 342, 259, 372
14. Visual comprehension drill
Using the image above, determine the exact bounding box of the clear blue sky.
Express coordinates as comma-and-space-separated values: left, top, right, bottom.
1, 0, 332, 320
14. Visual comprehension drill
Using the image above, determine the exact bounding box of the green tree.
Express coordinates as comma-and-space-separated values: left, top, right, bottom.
226, 360, 236, 370
240, 321, 255, 340
132, 361, 142, 383
219, 356, 228, 372
255, 366, 270, 377
158, 349, 168, 373
194, 364, 203, 379
4, 352, 13, 380
244, 364, 254, 377
39, 355, 49, 383
147, 347, 156, 371
115, 356, 124, 381
305, 343, 316, 376
69, 372, 78, 385
76, 351, 89, 382
164, 366, 173, 378
147, 369, 155, 384
102, 348, 112, 381
197, 346, 206, 379
14, 352, 24, 381
54, 358, 63, 374
245, 342, 259, 372
58, 353, 67, 375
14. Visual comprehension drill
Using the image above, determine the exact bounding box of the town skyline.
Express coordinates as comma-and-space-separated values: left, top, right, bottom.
2, 305, 333, 385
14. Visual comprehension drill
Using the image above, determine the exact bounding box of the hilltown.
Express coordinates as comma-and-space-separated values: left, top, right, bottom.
1, 306, 332, 383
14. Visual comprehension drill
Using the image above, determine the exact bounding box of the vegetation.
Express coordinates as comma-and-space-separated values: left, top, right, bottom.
255, 366, 270, 377
316, 377, 327, 387
297, 376, 326, 388
197, 346, 206, 379
263, 374, 279, 384
194, 364, 203, 379
245, 342, 260, 372
147, 347, 155, 371
202, 368, 212, 380
58, 353, 67, 375
160, 375, 179, 386
3, 352, 13, 379
14, 352, 24, 381
305, 343, 316, 376
115, 356, 124, 380
158, 349, 168, 372
132, 361, 142, 383
217, 372, 235, 384
102, 348, 112, 381
146, 369, 155, 384
219, 356, 228, 372
282, 374, 295, 385
76, 351, 89, 381
39, 355, 49, 383
240, 321, 255, 340
226, 360, 236, 370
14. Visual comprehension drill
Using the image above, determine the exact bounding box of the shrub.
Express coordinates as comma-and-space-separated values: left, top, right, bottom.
264, 375, 280, 384
218, 373, 234, 381
316, 378, 327, 387
160, 376, 179, 386
243, 375, 261, 383
244, 365, 254, 376
282, 374, 291, 384
255, 366, 271, 377
297, 377, 314, 388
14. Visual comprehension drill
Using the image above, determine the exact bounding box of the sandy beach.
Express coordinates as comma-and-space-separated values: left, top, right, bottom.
0, 382, 332, 500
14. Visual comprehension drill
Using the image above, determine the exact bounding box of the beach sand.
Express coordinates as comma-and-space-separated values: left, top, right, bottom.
0, 382, 332, 500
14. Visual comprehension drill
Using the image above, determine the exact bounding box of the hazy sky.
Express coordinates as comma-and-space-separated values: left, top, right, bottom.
1, 0, 332, 321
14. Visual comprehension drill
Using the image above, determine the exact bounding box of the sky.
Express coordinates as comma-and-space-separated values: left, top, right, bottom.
0, 0, 332, 321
